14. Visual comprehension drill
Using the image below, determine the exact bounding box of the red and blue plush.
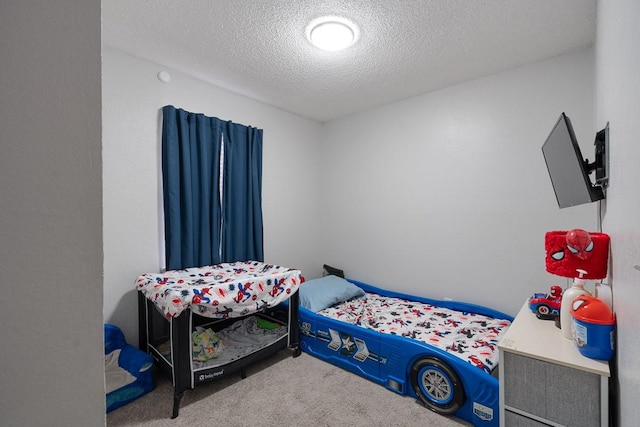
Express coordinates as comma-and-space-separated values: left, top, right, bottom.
104, 324, 154, 413
544, 229, 610, 279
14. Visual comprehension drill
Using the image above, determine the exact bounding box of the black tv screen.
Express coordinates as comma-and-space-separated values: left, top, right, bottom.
542, 113, 605, 208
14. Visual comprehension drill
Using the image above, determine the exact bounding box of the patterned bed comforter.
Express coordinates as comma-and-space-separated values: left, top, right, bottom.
136, 261, 303, 319
318, 293, 511, 373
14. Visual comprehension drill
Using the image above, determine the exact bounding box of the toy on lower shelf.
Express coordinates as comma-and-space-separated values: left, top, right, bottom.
528, 285, 563, 320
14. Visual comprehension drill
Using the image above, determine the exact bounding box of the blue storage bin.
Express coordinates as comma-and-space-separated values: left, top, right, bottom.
569, 296, 615, 361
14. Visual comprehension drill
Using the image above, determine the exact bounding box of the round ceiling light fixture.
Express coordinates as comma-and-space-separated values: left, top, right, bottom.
306, 16, 359, 51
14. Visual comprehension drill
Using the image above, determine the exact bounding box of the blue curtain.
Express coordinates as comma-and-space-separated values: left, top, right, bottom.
222, 122, 264, 262
161, 105, 263, 270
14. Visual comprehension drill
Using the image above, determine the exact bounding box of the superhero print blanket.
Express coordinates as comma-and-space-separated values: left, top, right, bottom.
136, 261, 303, 319
319, 293, 511, 373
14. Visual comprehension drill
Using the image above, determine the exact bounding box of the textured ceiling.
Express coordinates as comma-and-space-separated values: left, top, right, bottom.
102, 0, 597, 122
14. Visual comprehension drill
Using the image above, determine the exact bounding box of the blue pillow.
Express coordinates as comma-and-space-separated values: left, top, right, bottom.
299, 275, 365, 312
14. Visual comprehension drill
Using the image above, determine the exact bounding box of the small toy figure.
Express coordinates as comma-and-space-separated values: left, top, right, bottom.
549, 285, 562, 299
565, 229, 593, 260
528, 285, 563, 320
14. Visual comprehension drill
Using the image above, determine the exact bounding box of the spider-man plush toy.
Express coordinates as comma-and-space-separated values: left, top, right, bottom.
545, 229, 610, 279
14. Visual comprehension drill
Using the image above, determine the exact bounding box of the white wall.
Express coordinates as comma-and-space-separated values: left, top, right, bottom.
596, 0, 640, 424
321, 49, 598, 316
102, 48, 323, 344
0, 1, 105, 425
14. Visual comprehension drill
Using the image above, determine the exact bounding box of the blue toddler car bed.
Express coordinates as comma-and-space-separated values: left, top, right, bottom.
298, 275, 513, 427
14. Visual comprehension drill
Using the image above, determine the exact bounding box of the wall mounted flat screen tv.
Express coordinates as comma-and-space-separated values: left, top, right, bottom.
542, 113, 608, 209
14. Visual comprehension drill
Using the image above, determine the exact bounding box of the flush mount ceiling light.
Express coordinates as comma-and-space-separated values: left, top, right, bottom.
306, 16, 359, 51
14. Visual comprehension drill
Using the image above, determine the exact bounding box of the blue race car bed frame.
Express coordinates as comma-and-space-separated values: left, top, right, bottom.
298, 277, 513, 427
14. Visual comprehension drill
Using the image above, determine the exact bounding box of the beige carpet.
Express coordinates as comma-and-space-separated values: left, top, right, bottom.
107, 349, 471, 427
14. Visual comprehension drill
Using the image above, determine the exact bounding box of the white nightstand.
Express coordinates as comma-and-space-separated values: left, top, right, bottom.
498, 301, 610, 426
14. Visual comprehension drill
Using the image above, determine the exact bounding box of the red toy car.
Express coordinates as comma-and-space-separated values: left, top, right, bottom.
528, 285, 563, 319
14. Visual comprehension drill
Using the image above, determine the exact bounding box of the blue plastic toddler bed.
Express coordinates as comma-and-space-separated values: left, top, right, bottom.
298, 274, 513, 427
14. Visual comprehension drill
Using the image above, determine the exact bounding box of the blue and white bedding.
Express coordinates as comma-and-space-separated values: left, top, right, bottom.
136, 261, 303, 319
318, 292, 510, 373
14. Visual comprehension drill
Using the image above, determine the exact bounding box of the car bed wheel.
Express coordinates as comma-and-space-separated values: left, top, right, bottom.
410, 357, 464, 415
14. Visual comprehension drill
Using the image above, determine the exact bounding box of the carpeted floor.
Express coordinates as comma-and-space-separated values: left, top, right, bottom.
107, 349, 471, 427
